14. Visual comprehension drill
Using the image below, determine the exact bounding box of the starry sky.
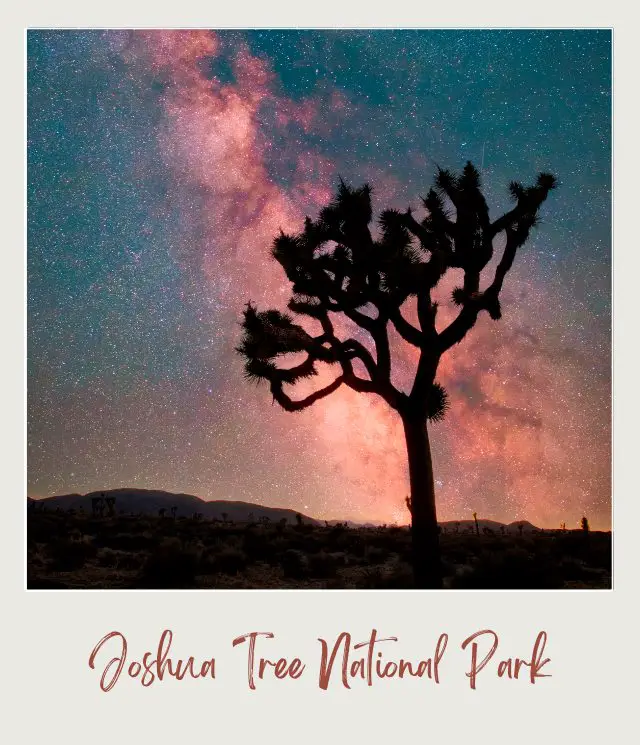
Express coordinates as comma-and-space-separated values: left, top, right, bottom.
27, 30, 611, 529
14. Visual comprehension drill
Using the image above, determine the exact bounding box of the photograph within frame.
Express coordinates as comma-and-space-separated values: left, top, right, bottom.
26, 28, 612, 590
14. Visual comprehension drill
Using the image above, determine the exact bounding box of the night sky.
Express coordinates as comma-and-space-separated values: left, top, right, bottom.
27, 30, 611, 529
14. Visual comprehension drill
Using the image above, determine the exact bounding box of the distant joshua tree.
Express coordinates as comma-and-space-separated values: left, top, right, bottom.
238, 164, 556, 587
105, 496, 116, 517
221, 512, 228, 524
517, 524, 524, 537
473, 512, 480, 537
91, 496, 105, 518
295, 512, 303, 527
158, 508, 166, 518
560, 521, 567, 532
170, 506, 177, 519
581, 516, 590, 533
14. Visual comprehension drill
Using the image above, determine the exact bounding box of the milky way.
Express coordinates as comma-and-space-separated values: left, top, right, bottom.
27, 30, 611, 528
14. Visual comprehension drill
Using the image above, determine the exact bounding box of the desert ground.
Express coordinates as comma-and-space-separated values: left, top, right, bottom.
27, 509, 611, 590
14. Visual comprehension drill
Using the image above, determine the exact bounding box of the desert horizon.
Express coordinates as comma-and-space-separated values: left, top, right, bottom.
27, 486, 611, 590
26, 487, 609, 533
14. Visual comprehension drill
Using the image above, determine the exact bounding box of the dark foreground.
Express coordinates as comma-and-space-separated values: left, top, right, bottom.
27, 512, 611, 589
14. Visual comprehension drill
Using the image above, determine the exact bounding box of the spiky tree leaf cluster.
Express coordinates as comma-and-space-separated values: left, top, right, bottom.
238, 162, 557, 419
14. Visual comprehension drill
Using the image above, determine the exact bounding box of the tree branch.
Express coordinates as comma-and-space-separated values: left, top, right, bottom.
485, 228, 519, 297
398, 211, 456, 257
437, 235, 512, 351
242, 169, 556, 420
389, 307, 423, 347
342, 339, 378, 380
489, 205, 522, 238
370, 321, 391, 380
270, 376, 344, 412
437, 303, 482, 352
416, 290, 437, 336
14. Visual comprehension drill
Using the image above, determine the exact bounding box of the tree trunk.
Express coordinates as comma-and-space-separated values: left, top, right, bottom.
402, 414, 442, 589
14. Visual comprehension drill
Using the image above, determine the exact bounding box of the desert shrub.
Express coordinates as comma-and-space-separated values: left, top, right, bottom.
479, 536, 509, 552
358, 566, 385, 588
200, 535, 226, 556
451, 547, 562, 589
120, 552, 145, 570
553, 531, 610, 570
217, 532, 242, 551
215, 548, 248, 575
347, 534, 366, 558
558, 557, 592, 581
48, 537, 97, 571
380, 561, 414, 588
308, 551, 339, 578
197, 549, 218, 574
367, 528, 410, 555
107, 532, 155, 552
355, 560, 413, 589
584, 535, 612, 570
327, 528, 355, 552
436, 557, 457, 582
296, 523, 315, 534
27, 545, 47, 570
97, 547, 120, 567
243, 529, 276, 562
332, 551, 351, 566
183, 538, 206, 561
281, 532, 322, 554
139, 539, 198, 588
441, 542, 472, 564
28, 514, 66, 543
281, 549, 310, 580
97, 547, 145, 570
364, 545, 389, 565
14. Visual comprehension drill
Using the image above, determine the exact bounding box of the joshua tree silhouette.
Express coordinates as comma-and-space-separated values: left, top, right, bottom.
238, 162, 556, 588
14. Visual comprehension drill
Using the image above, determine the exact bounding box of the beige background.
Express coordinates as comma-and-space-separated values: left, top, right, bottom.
4, 3, 637, 742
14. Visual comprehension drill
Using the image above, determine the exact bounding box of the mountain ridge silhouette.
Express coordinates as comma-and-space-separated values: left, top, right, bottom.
27, 488, 543, 532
